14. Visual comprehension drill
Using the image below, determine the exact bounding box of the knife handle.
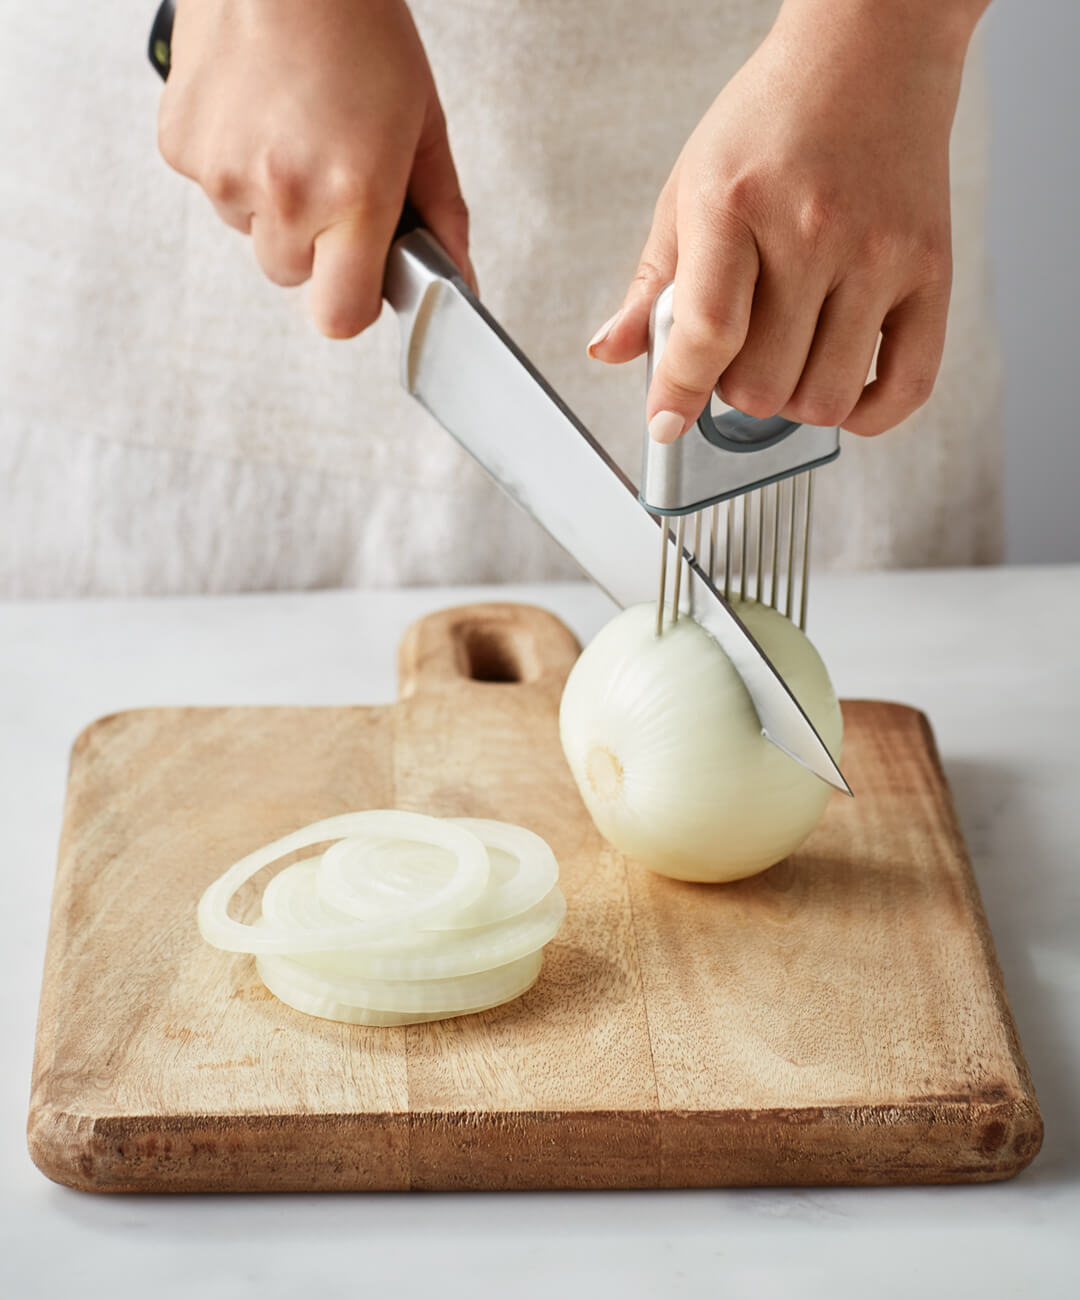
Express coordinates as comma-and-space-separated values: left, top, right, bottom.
147, 0, 175, 80
392, 202, 423, 244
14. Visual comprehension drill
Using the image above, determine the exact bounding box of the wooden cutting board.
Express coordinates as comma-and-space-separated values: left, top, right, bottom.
28, 603, 1041, 1193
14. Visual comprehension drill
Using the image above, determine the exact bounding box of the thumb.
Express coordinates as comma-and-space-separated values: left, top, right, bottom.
409, 104, 476, 291
587, 183, 677, 364
646, 213, 758, 441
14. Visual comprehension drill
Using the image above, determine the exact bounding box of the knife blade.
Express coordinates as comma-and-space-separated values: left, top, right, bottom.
384, 229, 850, 794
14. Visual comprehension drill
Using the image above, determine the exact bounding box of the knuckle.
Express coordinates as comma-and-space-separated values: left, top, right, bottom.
899, 367, 938, 407
661, 375, 707, 407
324, 162, 380, 213
846, 367, 938, 436
444, 192, 470, 224
855, 224, 902, 269
718, 379, 782, 420
679, 304, 744, 356
632, 258, 670, 295
202, 166, 241, 205
793, 191, 838, 252
433, 191, 470, 234
257, 149, 308, 218
852, 224, 953, 291
911, 246, 953, 298
923, 260, 953, 302
712, 170, 763, 222
913, 224, 952, 267
790, 392, 854, 428
877, 225, 952, 294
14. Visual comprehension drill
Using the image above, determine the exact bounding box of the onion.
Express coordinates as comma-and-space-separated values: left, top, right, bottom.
263, 862, 566, 980
317, 818, 557, 930
197, 812, 565, 1025
559, 599, 842, 882
255, 948, 544, 1022
197, 810, 490, 954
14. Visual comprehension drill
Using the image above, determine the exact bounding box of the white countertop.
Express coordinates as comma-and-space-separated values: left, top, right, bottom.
2, 568, 1077, 1299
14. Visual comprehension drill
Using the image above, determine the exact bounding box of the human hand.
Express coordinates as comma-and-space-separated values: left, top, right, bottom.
589, 0, 988, 440
158, 0, 474, 338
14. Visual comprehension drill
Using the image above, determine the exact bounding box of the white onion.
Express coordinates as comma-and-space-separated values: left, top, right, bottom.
430, 819, 560, 928
559, 600, 842, 882
263, 861, 566, 979
197, 812, 565, 1025
316, 818, 557, 931
255, 948, 544, 1021
197, 810, 489, 954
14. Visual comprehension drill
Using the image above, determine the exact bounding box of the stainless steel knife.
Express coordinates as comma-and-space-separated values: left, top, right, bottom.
384, 229, 850, 794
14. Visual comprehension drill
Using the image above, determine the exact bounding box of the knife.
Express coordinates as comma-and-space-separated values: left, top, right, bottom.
384, 228, 850, 794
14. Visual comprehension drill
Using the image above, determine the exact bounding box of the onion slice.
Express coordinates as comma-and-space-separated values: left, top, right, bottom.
197, 810, 489, 954
314, 817, 558, 931
255, 948, 544, 1021
263, 860, 566, 979
435, 818, 559, 927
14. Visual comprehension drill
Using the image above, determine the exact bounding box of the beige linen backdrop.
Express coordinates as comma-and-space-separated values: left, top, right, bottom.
0, 1, 1001, 597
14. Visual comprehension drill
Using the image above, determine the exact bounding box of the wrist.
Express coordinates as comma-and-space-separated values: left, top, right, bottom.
773, 0, 987, 72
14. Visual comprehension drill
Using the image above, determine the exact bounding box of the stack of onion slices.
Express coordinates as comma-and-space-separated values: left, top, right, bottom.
197, 811, 566, 1026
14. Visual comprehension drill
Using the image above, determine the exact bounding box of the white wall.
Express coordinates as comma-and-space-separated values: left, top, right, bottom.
985, 0, 1080, 562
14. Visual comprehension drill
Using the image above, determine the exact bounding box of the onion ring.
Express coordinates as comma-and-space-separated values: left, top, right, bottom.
197, 811, 489, 954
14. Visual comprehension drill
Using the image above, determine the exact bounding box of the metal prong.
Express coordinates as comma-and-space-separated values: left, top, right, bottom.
656, 516, 669, 637
771, 481, 781, 609
724, 499, 733, 600
709, 504, 719, 580
799, 469, 814, 631
671, 513, 686, 622
739, 493, 748, 600
693, 510, 702, 565
785, 476, 798, 620
755, 487, 765, 602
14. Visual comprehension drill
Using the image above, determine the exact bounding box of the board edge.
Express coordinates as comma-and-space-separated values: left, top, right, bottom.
840, 699, 1044, 1146
26, 1092, 1043, 1194
26, 1104, 413, 1195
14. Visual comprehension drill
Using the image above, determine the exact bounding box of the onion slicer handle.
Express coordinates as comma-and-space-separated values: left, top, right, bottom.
642, 284, 840, 515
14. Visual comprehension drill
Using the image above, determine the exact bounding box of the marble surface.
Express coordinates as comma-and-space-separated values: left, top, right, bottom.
2, 569, 1077, 1298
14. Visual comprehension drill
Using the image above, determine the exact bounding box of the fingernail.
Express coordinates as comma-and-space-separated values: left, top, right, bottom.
587, 310, 622, 355
648, 410, 687, 443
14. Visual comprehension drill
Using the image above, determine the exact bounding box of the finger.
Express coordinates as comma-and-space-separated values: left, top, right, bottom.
645, 211, 758, 441
716, 260, 831, 418
409, 107, 476, 292
843, 285, 948, 436
309, 199, 400, 339
588, 184, 677, 363
250, 214, 315, 287
777, 277, 891, 428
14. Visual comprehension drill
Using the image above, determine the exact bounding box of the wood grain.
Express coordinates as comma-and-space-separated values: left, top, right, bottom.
28, 602, 1041, 1192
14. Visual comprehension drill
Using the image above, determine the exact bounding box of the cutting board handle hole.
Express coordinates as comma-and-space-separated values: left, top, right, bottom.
458, 622, 538, 684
